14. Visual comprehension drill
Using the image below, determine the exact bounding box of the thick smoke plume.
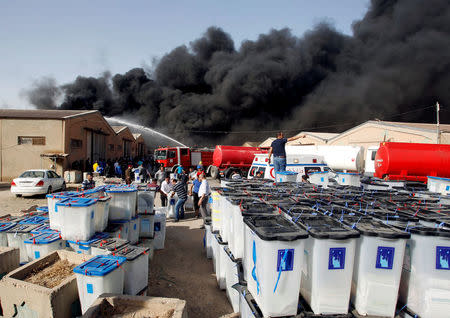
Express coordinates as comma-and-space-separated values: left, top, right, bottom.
26, 0, 450, 145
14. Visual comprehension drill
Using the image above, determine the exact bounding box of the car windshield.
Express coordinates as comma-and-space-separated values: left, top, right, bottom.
155, 150, 167, 160
19, 171, 45, 178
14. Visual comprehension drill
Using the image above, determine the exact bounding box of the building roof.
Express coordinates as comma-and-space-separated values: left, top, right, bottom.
259, 137, 276, 147
111, 125, 128, 134
242, 141, 260, 147
0, 109, 98, 119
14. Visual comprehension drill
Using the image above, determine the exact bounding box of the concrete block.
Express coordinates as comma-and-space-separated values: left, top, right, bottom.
83, 293, 188, 318
0, 249, 93, 318
0, 246, 20, 277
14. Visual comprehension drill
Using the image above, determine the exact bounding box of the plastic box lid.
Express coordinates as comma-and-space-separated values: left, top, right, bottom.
67, 232, 109, 245
346, 218, 411, 239
36, 206, 49, 212
18, 216, 49, 225
243, 215, 308, 241
55, 197, 98, 207
30, 224, 57, 234
241, 205, 278, 217
73, 255, 127, 276
90, 237, 129, 251
110, 219, 130, 225
115, 245, 150, 261
0, 222, 17, 232
106, 186, 137, 193
296, 216, 360, 240
24, 232, 61, 244
97, 196, 111, 202
224, 246, 238, 263
214, 233, 227, 245
46, 191, 78, 199
276, 171, 298, 175
7, 223, 40, 233
403, 225, 450, 237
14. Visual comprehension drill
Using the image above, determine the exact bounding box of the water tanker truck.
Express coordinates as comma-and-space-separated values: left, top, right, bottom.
374, 142, 450, 182
154, 147, 214, 172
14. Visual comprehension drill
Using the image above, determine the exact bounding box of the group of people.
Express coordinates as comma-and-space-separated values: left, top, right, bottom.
158, 165, 210, 222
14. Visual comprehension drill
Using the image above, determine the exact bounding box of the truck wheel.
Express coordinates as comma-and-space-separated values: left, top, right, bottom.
209, 166, 219, 179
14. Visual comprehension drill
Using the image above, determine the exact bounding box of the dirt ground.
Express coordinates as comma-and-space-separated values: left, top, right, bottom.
0, 180, 234, 318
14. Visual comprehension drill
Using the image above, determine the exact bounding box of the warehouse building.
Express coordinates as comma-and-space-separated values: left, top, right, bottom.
0, 109, 147, 181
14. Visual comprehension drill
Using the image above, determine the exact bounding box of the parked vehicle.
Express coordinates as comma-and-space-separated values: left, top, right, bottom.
210, 145, 269, 179
248, 153, 328, 181
154, 147, 214, 172
10, 169, 66, 197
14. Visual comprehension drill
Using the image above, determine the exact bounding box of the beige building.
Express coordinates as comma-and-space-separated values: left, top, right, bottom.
0, 109, 146, 181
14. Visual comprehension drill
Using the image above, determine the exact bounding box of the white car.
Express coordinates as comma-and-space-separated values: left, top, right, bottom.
11, 169, 66, 197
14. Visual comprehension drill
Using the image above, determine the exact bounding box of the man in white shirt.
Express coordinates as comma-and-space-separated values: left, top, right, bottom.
198, 172, 211, 219
160, 176, 172, 207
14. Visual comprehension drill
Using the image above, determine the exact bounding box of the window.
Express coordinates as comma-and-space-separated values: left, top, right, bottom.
117, 145, 122, 151
108, 144, 114, 151
371, 151, 377, 161
168, 150, 176, 158
49, 171, 60, 178
181, 148, 188, 156
19, 171, 45, 178
18, 136, 46, 145
71, 139, 82, 149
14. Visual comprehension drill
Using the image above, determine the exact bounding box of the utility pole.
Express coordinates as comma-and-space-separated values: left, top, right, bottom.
436, 101, 440, 144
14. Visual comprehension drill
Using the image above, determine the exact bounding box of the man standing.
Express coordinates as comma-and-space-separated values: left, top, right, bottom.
160, 176, 172, 207
189, 171, 202, 218
155, 166, 166, 185
268, 132, 305, 179
198, 172, 211, 219
171, 178, 188, 222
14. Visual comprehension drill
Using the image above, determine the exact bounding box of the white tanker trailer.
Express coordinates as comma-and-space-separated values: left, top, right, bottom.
285, 145, 365, 173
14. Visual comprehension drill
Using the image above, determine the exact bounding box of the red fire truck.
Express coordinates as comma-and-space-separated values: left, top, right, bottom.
154, 147, 214, 172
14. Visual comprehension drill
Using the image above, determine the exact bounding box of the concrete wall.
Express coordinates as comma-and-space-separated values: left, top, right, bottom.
0, 118, 64, 181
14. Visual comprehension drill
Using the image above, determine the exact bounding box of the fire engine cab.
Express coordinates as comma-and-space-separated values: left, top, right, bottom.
154, 147, 214, 172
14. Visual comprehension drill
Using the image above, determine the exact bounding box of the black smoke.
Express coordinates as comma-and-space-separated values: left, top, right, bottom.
25, 0, 450, 145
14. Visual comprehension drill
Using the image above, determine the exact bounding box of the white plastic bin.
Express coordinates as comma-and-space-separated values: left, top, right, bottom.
129, 216, 140, 244
56, 198, 98, 241
6, 224, 40, 263
213, 233, 227, 290
205, 218, 213, 258
427, 176, 450, 195
238, 285, 263, 318
399, 226, 450, 318
137, 191, 155, 214
67, 232, 109, 255
24, 232, 63, 260
296, 216, 359, 314
335, 172, 361, 187
109, 219, 130, 241
90, 237, 129, 256
167, 194, 177, 219
211, 190, 223, 232
106, 186, 137, 221
94, 196, 111, 232
244, 215, 308, 317
134, 171, 142, 183
115, 245, 150, 295
308, 171, 329, 188
74, 254, 127, 314
139, 211, 155, 238
46, 192, 77, 231
276, 170, 298, 183
224, 246, 240, 313
0, 222, 17, 246
350, 218, 410, 317
153, 210, 166, 250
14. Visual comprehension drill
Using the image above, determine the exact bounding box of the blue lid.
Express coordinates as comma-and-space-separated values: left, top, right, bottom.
110, 219, 130, 225
30, 224, 57, 234
0, 222, 17, 232
309, 171, 328, 175
106, 186, 137, 193
428, 176, 450, 181
46, 191, 78, 199
67, 232, 109, 245
73, 255, 127, 276
6, 223, 40, 233
55, 198, 98, 207
19, 216, 49, 225
36, 206, 49, 212
336, 172, 360, 176
277, 171, 298, 175
24, 232, 61, 244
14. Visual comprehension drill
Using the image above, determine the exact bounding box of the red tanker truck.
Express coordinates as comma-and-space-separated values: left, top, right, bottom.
374, 142, 450, 182
209, 145, 269, 179
154, 145, 268, 178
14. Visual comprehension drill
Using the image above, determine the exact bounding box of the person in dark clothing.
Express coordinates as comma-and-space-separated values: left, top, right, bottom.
171, 179, 188, 222
268, 132, 305, 178
189, 171, 202, 218
82, 173, 95, 190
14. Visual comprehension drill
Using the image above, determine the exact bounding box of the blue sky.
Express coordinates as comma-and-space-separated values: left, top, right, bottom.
0, 0, 369, 108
